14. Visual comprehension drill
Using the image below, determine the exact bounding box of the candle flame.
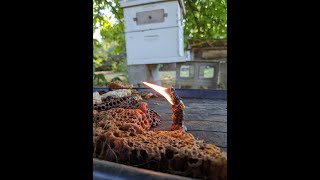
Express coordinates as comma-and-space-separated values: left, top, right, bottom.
142, 82, 173, 105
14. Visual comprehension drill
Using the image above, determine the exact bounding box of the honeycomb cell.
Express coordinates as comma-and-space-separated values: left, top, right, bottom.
93, 96, 227, 180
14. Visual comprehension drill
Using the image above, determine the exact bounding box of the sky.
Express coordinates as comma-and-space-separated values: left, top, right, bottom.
93, 8, 116, 42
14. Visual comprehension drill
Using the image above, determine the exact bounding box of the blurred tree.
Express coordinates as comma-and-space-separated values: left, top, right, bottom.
93, 40, 126, 72
93, 0, 125, 53
184, 0, 227, 39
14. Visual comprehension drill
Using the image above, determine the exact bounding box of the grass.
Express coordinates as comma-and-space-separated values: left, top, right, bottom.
159, 71, 176, 87
180, 70, 189, 77
204, 68, 214, 78
179, 67, 213, 78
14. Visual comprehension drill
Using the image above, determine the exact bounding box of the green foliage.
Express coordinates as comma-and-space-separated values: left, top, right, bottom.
93, 74, 107, 86
204, 68, 214, 78
184, 0, 227, 39
111, 60, 127, 73
93, 0, 125, 54
93, 0, 127, 77
110, 76, 122, 82
93, 62, 107, 86
93, 74, 128, 87
93, 40, 128, 74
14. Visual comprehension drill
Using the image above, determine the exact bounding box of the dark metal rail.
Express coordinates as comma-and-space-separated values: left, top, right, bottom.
93, 159, 197, 180
93, 88, 227, 100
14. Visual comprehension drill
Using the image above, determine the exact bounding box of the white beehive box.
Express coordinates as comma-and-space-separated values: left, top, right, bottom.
120, 0, 187, 65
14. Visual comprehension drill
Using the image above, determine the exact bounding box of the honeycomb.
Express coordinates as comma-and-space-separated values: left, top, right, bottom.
97, 91, 107, 95
94, 96, 161, 127
108, 80, 133, 89
94, 108, 151, 131
140, 92, 157, 99
132, 94, 143, 101
93, 92, 102, 105
131, 89, 139, 94
93, 109, 227, 180
101, 89, 132, 98
148, 109, 161, 127
94, 96, 139, 112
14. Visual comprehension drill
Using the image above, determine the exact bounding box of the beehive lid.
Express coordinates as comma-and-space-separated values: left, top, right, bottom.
120, 0, 186, 15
